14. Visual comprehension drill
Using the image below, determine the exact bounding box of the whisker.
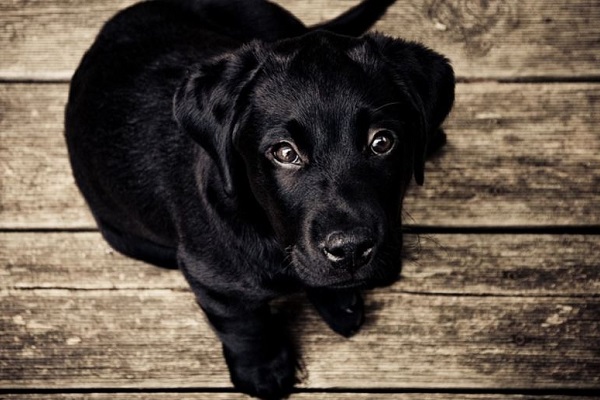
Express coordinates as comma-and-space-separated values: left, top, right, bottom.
418, 233, 448, 254
401, 209, 418, 226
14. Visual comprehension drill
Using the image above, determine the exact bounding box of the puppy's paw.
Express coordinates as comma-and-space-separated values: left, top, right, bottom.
224, 342, 296, 400
308, 289, 364, 337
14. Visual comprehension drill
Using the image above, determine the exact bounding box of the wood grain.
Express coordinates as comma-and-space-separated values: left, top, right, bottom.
0, 394, 592, 400
1, 289, 598, 389
0, 0, 137, 81
1, 0, 599, 80
2, 232, 600, 296
1, 82, 598, 228
0, 83, 92, 228
404, 82, 600, 226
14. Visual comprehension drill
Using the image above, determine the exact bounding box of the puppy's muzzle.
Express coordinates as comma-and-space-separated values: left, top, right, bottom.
320, 227, 376, 271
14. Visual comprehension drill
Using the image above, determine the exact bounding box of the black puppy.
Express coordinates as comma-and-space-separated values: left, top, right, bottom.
65, 0, 454, 398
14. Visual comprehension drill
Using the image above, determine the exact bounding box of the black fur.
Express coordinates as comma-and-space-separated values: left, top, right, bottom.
65, 0, 454, 398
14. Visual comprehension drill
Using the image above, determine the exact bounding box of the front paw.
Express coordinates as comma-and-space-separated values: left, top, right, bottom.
308, 289, 364, 337
224, 342, 297, 400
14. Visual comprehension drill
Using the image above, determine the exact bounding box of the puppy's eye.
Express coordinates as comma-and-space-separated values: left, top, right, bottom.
271, 142, 302, 166
369, 129, 395, 155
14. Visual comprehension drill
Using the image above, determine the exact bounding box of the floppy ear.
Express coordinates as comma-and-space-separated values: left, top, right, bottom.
367, 33, 455, 185
173, 44, 264, 196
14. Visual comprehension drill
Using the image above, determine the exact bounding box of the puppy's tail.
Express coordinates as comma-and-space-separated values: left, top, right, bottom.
309, 0, 396, 37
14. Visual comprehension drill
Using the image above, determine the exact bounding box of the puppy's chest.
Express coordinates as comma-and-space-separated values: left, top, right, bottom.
224, 235, 296, 292
186, 227, 296, 294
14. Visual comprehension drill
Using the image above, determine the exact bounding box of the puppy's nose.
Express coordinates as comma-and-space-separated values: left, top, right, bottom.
322, 228, 375, 270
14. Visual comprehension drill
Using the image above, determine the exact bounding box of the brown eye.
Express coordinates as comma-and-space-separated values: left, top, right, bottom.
370, 130, 395, 155
272, 142, 301, 166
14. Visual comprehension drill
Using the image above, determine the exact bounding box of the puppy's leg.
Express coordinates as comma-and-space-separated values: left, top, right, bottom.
307, 288, 364, 337
188, 282, 296, 399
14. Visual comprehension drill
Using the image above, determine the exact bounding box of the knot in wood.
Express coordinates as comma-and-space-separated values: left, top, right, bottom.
426, 0, 519, 56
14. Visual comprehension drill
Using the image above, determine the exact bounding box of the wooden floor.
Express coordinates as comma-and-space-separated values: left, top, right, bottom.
1, 0, 599, 399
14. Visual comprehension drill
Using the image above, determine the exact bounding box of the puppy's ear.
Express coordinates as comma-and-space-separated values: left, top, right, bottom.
173, 44, 264, 196
367, 34, 455, 185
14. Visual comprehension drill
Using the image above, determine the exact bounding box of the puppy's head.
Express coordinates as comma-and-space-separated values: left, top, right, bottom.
174, 31, 454, 288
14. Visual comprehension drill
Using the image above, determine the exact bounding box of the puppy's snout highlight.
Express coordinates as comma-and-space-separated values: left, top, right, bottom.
321, 227, 375, 270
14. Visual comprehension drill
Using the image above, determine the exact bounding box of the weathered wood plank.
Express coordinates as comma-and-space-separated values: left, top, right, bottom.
1, 82, 598, 228
0, 0, 136, 81
0, 232, 184, 290
2, 232, 600, 296
383, 0, 600, 80
404, 82, 600, 226
1, 289, 598, 389
1, 0, 599, 80
0, 394, 592, 400
0, 289, 228, 388
0, 84, 92, 228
